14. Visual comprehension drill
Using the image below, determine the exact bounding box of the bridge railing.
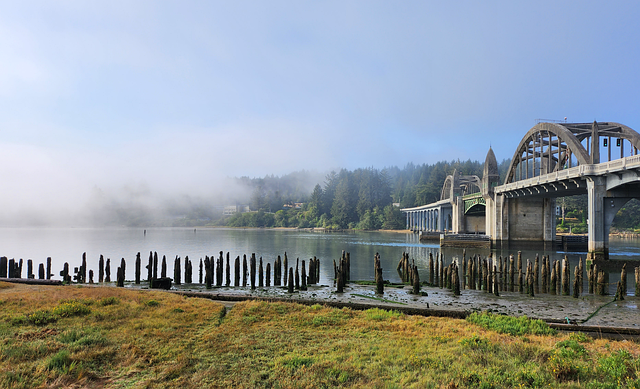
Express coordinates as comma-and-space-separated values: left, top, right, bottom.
496, 154, 640, 194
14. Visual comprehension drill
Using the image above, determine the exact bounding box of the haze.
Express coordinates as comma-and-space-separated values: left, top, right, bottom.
1, 1, 639, 226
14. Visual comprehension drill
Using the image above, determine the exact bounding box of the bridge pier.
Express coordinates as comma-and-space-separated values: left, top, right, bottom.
587, 177, 607, 261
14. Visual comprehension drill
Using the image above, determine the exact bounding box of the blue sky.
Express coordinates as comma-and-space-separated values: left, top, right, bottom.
1, 1, 639, 218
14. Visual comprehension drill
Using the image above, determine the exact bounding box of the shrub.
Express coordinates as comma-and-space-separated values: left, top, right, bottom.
53, 301, 91, 317
145, 300, 160, 307
466, 312, 556, 336
27, 310, 58, 325
98, 297, 120, 306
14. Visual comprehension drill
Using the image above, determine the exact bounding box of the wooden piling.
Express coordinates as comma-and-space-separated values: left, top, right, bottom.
204, 257, 212, 289
288, 267, 294, 293
146, 252, 152, 283
199, 258, 203, 284
621, 263, 627, 297
243, 255, 248, 287
89, 270, 94, 284
375, 253, 384, 294
541, 256, 547, 293
562, 256, 570, 296
555, 260, 561, 295
226, 253, 231, 287
250, 253, 256, 290
439, 255, 444, 288
517, 251, 523, 294
105, 258, 111, 282
572, 266, 579, 298
259, 257, 264, 288
301, 260, 307, 291
161, 256, 167, 278
597, 271, 606, 295
578, 257, 584, 294
27, 259, 33, 279
615, 281, 624, 301
414, 265, 422, 295
266, 263, 271, 287
135, 252, 141, 284
550, 261, 556, 295
534, 255, 539, 295
46, 257, 52, 280
635, 267, 639, 296
283, 253, 289, 286
61, 262, 71, 283
174, 256, 181, 285
493, 264, 499, 296
39, 263, 45, 279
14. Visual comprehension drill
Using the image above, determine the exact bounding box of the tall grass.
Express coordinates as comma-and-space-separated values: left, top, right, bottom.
1, 284, 639, 388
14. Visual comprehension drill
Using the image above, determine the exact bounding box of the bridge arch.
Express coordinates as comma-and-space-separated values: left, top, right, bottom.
505, 122, 640, 185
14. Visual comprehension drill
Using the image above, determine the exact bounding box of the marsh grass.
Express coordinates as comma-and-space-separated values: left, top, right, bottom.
0, 284, 639, 388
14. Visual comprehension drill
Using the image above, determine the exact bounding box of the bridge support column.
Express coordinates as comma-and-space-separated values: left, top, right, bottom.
587, 177, 607, 261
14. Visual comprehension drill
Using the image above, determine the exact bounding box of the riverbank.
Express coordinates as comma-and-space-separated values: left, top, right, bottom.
125, 280, 640, 333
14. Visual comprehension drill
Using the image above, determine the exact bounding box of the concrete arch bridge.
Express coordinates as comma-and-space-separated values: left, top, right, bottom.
403, 121, 640, 260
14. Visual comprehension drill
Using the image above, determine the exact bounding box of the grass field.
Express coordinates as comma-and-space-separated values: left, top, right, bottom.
1, 281, 639, 388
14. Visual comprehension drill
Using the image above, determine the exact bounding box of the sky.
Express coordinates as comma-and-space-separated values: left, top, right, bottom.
1, 1, 640, 223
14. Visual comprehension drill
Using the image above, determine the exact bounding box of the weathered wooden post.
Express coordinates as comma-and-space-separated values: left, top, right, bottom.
8, 258, 15, 278
572, 266, 579, 298
534, 255, 539, 294
550, 260, 557, 295
153, 252, 159, 280
375, 253, 384, 294
283, 253, 289, 286
508, 254, 514, 292
436, 255, 441, 288
621, 263, 627, 297
452, 263, 460, 296
46, 257, 52, 280
89, 270, 94, 284
288, 267, 294, 293
81, 252, 87, 283
346, 252, 351, 281
528, 262, 534, 297
38, 263, 45, 279
147, 252, 153, 283
493, 264, 499, 297
259, 257, 264, 288
60, 262, 71, 283
234, 256, 240, 286
226, 253, 231, 287
204, 257, 212, 289
135, 252, 141, 285
0, 256, 7, 278
250, 253, 256, 290
468, 259, 475, 290
635, 267, 640, 297
275, 255, 281, 286
555, 260, 561, 295
413, 264, 422, 295
336, 260, 344, 293
105, 258, 111, 282
243, 255, 248, 287
174, 256, 181, 285
160, 255, 166, 278
578, 257, 584, 294
199, 258, 203, 284
615, 281, 625, 301
541, 256, 547, 293
27, 259, 34, 279
266, 263, 271, 287
562, 257, 570, 296
99, 255, 105, 283
517, 251, 523, 294
597, 271, 606, 295
301, 260, 307, 291
498, 256, 503, 291
525, 260, 531, 295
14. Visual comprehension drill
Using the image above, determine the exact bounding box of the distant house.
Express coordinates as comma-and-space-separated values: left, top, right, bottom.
223, 205, 250, 216
283, 202, 304, 210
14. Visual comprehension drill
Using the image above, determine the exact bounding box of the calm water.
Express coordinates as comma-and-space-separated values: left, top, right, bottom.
0, 227, 638, 293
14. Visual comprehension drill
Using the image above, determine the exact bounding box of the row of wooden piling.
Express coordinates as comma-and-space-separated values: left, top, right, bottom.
397, 249, 640, 299
1, 250, 323, 292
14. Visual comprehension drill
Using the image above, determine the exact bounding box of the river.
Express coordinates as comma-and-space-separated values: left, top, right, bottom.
0, 227, 638, 294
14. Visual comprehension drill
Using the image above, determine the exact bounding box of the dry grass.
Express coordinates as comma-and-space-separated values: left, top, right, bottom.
0, 284, 639, 388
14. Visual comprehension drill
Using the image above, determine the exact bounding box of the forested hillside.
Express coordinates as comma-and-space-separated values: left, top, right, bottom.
222, 158, 512, 230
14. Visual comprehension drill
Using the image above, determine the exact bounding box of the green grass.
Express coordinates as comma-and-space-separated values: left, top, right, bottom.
1, 283, 639, 388
466, 311, 557, 336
